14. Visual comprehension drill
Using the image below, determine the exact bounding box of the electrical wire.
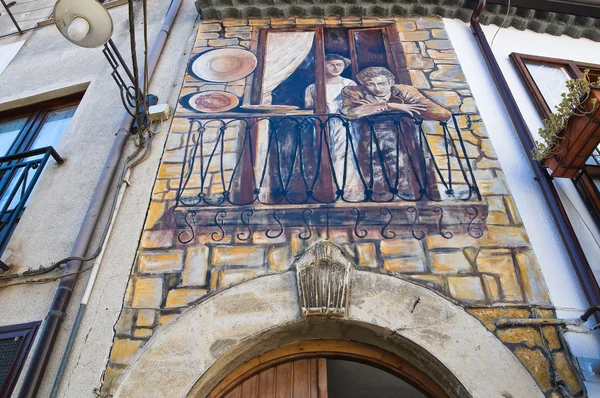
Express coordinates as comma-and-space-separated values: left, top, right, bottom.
143, 0, 150, 142
0, 264, 94, 289
490, 0, 511, 48
0, 128, 152, 285
126, 0, 144, 132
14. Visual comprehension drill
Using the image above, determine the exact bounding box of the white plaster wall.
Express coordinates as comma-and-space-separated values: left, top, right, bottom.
0, 1, 200, 396
0, 40, 24, 76
444, 19, 600, 394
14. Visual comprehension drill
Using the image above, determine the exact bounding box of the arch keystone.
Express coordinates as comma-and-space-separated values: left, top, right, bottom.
295, 241, 353, 317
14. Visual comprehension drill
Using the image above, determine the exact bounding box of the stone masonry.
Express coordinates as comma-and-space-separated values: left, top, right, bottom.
101, 16, 584, 396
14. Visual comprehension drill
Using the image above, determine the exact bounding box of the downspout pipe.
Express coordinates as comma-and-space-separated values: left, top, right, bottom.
18, 1, 182, 396
49, 169, 131, 398
469, 0, 600, 322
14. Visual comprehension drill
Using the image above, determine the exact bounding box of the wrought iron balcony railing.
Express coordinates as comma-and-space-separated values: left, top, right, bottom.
176, 113, 480, 207
171, 113, 487, 244
0, 147, 64, 271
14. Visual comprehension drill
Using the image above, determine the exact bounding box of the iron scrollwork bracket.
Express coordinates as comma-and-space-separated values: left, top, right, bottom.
406, 206, 426, 240
466, 206, 484, 238
380, 207, 396, 239
266, 210, 285, 239
432, 206, 453, 239
177, 210, 197, 244
237, 209, 254, 241
299, 208, 313, 240
351, 207, 368, 238
211, 210, 227, 241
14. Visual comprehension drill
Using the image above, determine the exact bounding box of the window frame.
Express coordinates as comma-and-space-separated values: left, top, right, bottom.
0, 321, 40, 397
574, 167, 600, 227
0, 93, 82, 157
243, 25, 421, 202
509, 53, 600, 119
510, 52, 600, 225
0, 94, 81, 256
250, 25, 410, 111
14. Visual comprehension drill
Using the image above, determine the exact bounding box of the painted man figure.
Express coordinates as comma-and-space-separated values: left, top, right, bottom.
341, 67, 452, 200
341, 66, 451, 120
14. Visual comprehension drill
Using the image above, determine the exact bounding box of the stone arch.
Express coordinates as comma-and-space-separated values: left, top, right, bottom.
114, 270, 543, 397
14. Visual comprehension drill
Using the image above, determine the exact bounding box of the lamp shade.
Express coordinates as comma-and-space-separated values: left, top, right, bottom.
54, 0, 113, 48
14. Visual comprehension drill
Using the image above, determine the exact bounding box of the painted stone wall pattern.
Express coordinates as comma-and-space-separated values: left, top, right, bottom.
101, 16, 583, 396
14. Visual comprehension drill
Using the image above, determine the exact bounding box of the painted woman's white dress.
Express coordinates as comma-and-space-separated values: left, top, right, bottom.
305, 79, 363, 200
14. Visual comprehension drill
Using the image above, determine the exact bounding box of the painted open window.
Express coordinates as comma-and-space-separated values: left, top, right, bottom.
249, 25, 410, 111
234, 25, 457, 204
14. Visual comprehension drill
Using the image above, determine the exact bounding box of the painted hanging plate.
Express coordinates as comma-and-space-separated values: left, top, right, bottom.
190, 49, 258, 83
188, 91, 239, 113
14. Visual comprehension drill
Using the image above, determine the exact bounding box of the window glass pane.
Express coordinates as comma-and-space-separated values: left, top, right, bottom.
0, 165, 29, 213
31, 105, 77, 150
0, 323, 39, 397
586, 146, 600, 166
524, 62, 571, 111
0, 105, 77, 213
0, 335, 23, 388
324, 28, 351, 62
0, 118, 26, 157
353, 29, 388, 72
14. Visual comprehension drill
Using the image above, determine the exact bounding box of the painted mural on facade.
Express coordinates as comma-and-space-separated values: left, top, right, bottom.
101, 17, 583, 396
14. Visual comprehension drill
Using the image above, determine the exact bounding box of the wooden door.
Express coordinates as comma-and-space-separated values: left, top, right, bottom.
215, 358, 327, 398
206, 340, 450, 398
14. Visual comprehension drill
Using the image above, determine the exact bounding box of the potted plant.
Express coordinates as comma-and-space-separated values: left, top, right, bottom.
534, 70, 600, 178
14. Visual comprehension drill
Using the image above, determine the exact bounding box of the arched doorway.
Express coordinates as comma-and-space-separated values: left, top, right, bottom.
208, 340, 448, 398
114, 271, 543, 398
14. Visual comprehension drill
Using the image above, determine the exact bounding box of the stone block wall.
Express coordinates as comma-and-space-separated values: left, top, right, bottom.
468, 307, 584, 396
101, 16, 583, 396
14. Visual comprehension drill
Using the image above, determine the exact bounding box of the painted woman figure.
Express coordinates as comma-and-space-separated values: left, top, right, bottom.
305, 54, 361, 199
305, 54, 356, 113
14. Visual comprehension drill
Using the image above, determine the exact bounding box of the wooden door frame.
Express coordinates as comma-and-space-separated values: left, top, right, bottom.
208, 340, 450, 398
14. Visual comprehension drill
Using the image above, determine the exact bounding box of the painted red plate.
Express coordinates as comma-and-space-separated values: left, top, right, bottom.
188, 91, 239, 113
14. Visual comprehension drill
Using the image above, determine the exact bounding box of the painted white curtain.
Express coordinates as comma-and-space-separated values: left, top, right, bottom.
260, 31, 315, 105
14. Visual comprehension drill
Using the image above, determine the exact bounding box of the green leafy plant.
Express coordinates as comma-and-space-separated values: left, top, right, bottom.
533, 69, 600, 161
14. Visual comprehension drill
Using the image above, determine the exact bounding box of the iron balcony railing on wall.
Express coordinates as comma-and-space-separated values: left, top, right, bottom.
171, 113, 487, 243
176, 113, 480, 206
0, 147, 64, 271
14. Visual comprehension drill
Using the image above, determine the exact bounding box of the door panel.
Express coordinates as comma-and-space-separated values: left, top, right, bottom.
275, 362, 293, 398
215, 357, 327, 398
258, 367, 276, 397
207, 341, 448, 398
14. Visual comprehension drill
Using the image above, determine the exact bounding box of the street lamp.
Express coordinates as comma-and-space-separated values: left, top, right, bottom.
53, 0, 152, 129
53, 0, 112, 48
